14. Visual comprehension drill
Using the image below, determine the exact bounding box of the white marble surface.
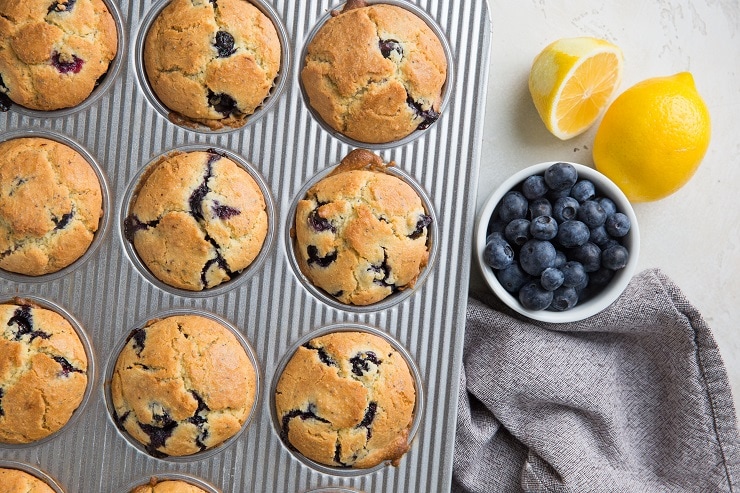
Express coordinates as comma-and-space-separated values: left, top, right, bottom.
470, 0, 740, 412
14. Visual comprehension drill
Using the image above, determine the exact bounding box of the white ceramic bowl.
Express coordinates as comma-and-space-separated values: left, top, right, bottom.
474, 161, 640, 323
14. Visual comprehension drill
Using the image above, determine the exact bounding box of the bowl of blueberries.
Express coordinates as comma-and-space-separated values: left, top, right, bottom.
475, 161, 640, 323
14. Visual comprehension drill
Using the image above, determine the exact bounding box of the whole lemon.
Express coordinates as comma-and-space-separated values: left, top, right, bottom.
593, 72, 711, 202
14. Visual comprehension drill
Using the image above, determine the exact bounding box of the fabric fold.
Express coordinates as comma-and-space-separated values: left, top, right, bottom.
453, 269, 740, 493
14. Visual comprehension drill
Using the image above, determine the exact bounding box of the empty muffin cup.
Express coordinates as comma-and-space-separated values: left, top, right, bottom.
0, 295, 95, 447
299, 0, 454, 148
271, 323, 424, 475
120, 146, 274, 297
135, 0, 290, 132
0, 0, 125, 117
287, 148, 438, 312
0, 130, 111, 282
105, 309, 260, 461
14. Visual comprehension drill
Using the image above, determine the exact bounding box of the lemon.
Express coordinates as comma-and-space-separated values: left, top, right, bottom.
529, 37, 624, 140
593, 72, 711, 202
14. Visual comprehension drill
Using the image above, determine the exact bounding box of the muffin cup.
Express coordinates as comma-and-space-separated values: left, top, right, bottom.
133, 0, 291, 134
269, 323, 424, 476
0, 295, 96, 448
119, 145, 275, 298
120, 472, 220, 493
5, 0, 126, 119
103, 308, 261, 462
298, 0, 455, 149
0, 460, 66, 492
286, 162, 438, 312
0, 129, 112, 283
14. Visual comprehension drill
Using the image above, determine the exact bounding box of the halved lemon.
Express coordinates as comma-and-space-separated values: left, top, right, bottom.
529, 37, 624, 140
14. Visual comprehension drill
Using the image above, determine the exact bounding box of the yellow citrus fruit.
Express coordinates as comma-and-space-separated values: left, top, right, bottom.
593, 72, 711, 202
529, 37, 624, 140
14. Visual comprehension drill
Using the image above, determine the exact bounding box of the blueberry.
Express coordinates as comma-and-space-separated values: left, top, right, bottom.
518, 281, 554, 311
488, 217, 507, 235
570, 179, 596, 203
597, 197, 618, 217
549, 286, 579, 311
519, 239, 557, 276
212, 202, 240, 220
379, 39, 403, 59
307, 245, 337, 267
577, 200, 607, 228
605, 212, 631, 237
547, 186, 573, 202
589, 266, 615, 289
48, 0, 77, 13
409, 214, 433, 239
557, 220, 589, 248
497, 191, 528, 222
529, 215, 558, 240
602, 244, 629, 270
544, 162, 578, 191
580, 267, 614, 302
589, 225, 610, 247
486, 231, 506, 244
552, 196, 579, 222
569, 242, 602, 272
504, 218, 530, 246
495, 263, 530, 293
207, 90, 238, 117
561, 261, 588, 288
214, 31, 237, 58
308, 208, 334, 232
522, 175, 548, 199
483, 235, 515, 270
528, 197, 552, 219
554, 250, 567, 269
540, 267, 564, 291
51, 52, 83, 74
406, 95, 440, 130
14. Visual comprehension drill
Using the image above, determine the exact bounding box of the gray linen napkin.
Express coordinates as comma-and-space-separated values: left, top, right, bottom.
453, 268, 740, 492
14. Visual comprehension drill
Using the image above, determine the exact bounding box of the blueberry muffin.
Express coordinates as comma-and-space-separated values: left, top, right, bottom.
131, 477, 211, 493
0, 298, 89, 444
275, 330, 417, 468
0, 137, 103, 276
144, 0, 281, 129
124, 149, 268, 291
111, 314, 257, 458
0, 0, 118, 111
294, 149, 432, 306
301, 0, 447, 143
0, 467, 56, 492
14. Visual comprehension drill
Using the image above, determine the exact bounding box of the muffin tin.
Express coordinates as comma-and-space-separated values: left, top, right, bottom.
0, 1, 491, 492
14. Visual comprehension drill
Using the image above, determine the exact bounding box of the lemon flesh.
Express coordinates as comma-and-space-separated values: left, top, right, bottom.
529, 37, 624, 140
593, 72, 711, 202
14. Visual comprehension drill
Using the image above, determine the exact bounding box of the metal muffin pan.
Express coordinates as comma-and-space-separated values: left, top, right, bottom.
0, 1, 491, 492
